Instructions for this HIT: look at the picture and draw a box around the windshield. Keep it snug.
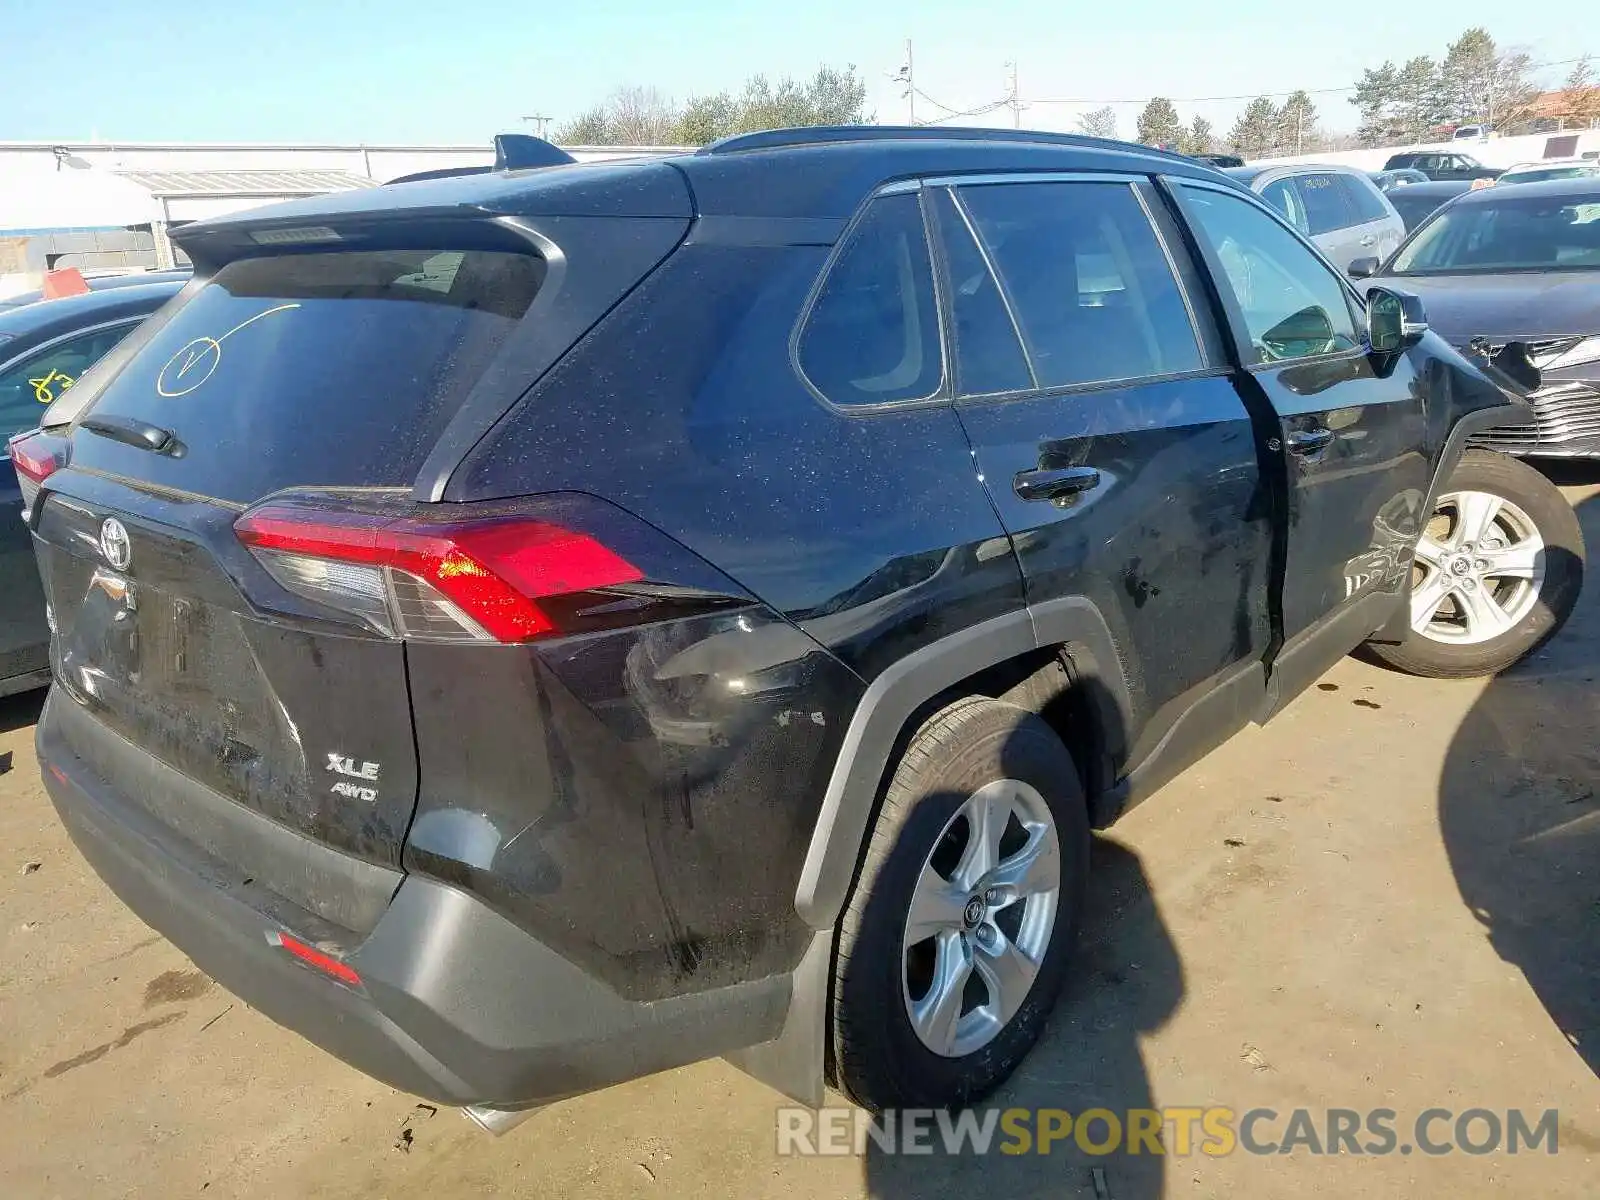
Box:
[1389,196,1600,274]
[1389,190,1458,232]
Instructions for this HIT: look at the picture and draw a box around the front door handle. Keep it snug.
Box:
[1013,465,1101,504]
[1285,427,1336,455]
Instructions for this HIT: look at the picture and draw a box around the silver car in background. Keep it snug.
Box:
[1226,163,1406,272]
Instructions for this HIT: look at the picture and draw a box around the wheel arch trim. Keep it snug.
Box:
[794,597,1130,929]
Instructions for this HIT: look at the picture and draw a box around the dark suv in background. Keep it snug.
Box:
[1383,150,1503,183]
[13,128,1580,1127]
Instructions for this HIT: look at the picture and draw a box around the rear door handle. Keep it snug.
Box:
[1285,427,1335,455]
[1013,465,1101,504]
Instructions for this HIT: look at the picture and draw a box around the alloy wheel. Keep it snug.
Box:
[901,778,1061,1058]
[1411,488,1545,645]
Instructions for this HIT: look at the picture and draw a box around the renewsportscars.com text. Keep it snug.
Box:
[776,1106,1561,1157]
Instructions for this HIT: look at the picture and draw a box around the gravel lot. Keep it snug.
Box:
[1,482,1596,1199]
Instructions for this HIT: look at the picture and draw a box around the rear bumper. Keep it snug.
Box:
[38,694,790,1107]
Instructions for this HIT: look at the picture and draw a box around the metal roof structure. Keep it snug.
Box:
[113,168,378,198]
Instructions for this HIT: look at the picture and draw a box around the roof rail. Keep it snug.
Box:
[698,125,1194,163]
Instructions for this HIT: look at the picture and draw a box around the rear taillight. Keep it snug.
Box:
[234,503,643,643]
[8,431,66,521]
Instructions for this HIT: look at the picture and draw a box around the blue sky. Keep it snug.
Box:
[0,0,1589,143]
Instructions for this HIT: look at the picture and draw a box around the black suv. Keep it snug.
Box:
[1382,151,1503,183]
[13,128,1582,1125]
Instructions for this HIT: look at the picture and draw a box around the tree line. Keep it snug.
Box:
[1351,30,1597,146]
[1122,29,1600,159]
[556,66,868,146]
[1096,90,1323,158]
[556,31,1599,158]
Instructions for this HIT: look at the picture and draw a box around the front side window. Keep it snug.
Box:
[0,323,135,438]
[798,193,942,406]
[1297,172,1354,234]
[1180,185,1360,365]
[958,181,1203,388]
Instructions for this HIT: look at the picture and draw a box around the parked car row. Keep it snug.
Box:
[1352,176,1600,460]
[5,127,1587,1133]
[1,279,185,696]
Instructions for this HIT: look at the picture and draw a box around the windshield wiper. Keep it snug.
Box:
[79,414,179,454]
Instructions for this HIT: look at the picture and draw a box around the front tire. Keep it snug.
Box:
[831,696,1089,1112]
[1366,450,1584,678]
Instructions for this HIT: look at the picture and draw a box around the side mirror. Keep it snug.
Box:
[1347,257,1381,279]
[1367,287,1427,354]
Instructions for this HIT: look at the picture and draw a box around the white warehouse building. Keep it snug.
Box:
[0,139,677,298]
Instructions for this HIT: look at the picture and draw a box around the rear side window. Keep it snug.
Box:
[75,248,543,502]
[798,193,942,406]
[1338,173,1392,223]
[958,181,1203,388]
[929,189,1033,396]
[0,323,136,438]
[1259,178,1309,234]
[1296,173,1354,234]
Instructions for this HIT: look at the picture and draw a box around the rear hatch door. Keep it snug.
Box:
[34,235,558,884]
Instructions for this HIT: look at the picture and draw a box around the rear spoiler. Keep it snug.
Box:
[386,134,575,185]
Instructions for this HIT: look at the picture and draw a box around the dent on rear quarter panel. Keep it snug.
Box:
[427,242,1024,998]
[404,613,862,1001]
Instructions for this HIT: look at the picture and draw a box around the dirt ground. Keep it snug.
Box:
[1,487,1596,1200]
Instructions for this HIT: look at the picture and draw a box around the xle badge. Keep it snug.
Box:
[326,753,380,803]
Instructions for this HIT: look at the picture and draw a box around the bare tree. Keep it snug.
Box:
[1076,106,1118,140]
[560,67,870,147]
[1561,56,1600,129]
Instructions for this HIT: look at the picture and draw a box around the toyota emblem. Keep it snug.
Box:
[100,517,132,571]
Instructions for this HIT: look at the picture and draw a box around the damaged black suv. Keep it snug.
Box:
[13,128,1581,1126]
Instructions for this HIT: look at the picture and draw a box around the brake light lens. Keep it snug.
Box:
[234,504,643,643]
[9,431,66,521]
[269,930,363,988]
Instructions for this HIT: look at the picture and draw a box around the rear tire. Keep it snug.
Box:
[1366,450,1583,678]
[831,696,1089,1112]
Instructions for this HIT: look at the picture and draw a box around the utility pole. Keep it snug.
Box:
[906,40,915,125]
[522,114,552,139]
[1008,61,1021,128]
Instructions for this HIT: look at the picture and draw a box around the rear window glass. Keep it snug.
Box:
[72,247,543,502]
[1297,173,1353,234]
[1338,173,1392,223]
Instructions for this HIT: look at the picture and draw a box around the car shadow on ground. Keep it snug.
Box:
[0,687,45,737]
[1438,486,1599,1076]
[864,834,1182,1200]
